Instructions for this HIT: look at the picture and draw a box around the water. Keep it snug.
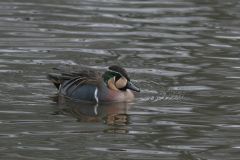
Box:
[1,0,240,159]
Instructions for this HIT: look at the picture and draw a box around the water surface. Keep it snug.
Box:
[1,0,240,159]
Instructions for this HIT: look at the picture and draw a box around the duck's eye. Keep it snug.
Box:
[115,74,122,81]
[115,76,127,89]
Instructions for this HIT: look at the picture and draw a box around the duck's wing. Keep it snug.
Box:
[47,65,103,91]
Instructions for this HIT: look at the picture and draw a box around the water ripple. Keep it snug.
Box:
[89,147,176,155]
[0,0,240,159]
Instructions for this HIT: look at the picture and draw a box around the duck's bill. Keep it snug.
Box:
[126,81,140,92]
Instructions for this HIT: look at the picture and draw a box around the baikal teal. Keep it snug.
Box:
[46,65,140,103]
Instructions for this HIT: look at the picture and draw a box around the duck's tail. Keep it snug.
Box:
[46,65,71,90]
[46,74,60,90]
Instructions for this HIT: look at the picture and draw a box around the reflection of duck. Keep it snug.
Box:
[47,65,140,102]
[52,95,133,126]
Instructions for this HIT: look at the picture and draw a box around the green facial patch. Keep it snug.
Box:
[103,71,121,85]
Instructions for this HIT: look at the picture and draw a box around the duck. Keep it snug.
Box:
[46,65,140,103]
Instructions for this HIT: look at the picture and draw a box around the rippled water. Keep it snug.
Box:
[1,0,240,159]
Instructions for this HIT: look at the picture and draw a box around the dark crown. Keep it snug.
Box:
[108,65,130,81]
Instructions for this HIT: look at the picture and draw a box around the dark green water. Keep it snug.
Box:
[1,0,240,159]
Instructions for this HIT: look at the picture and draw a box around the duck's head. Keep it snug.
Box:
[103,65,140,92]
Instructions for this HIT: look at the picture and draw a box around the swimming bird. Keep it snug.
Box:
[46,65,140,103]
